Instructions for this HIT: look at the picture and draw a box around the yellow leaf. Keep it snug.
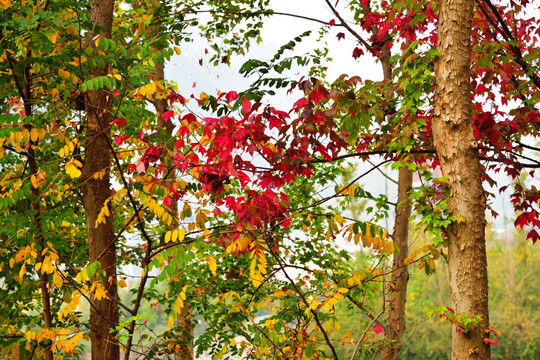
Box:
[178,228,186,242]
[168,316,174,329]
[113,74,122,80]
[200,92,209,105]
[53,272,63,288]
[208,257,217,276]
[50,32,59,44]
[173,295,184,314]
[172,229,178,242]
[353,232,361,245]
[174,47,181,55]
[328,297,338,305]
[31,175,38,189]
[165,230,172,243]
[118,279,127,288]
[30,129,38,142]
[93,283,108,301]
[157,206,164,218]
[68,141,75,153]
[102,204,109,217]
[14,131,22,143]
[19,264,26,278]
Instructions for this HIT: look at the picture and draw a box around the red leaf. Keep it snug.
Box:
[126,164,136,174]
[112,118,127,127]
[163,197,173,207]
[337,32,345,40]
[114,135,129,146]
[373,323,384,334]
[293,97,308,111]
[167,91,186,105]
[329,19,336,26]
[527,228,539,244]
[161,110,174,123]
[113,89,120,97]
[226,91,238,104]
[242,97,251,113]
[352,47,364,59]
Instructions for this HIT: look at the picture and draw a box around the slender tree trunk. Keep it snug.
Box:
[154,63,194,360]
[379,45,413,359]
[381,167,412,360]
[21,66,54,360]
[432,0,490,358]
[29,144,54,360]
[82,1,120,359]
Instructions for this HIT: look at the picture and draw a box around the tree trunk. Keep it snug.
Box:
[82,1,120,359]
[379,44,413,360]
[432,0,490,359]
[154,63,194,360]
[381,167,412,360]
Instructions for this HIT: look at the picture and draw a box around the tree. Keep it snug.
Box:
[432,0,490,358]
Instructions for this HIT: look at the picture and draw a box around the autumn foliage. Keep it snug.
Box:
[0,0,538,359]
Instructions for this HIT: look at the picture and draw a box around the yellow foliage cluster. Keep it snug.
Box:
[65,159,82,179]
[58,138,77,158]
[58,292,80,321]
[404,244,441,271]
[164,228,186,243]
[25,327,84,355]
[135,189,174,226]
[0,127,46,155]
[135,81,165,97]
[347,222,394,254]
[95,198,111,227]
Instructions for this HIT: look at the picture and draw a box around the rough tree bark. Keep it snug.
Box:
[154,63,194,360]
[431,0,490,358]
[81,1,120,359]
